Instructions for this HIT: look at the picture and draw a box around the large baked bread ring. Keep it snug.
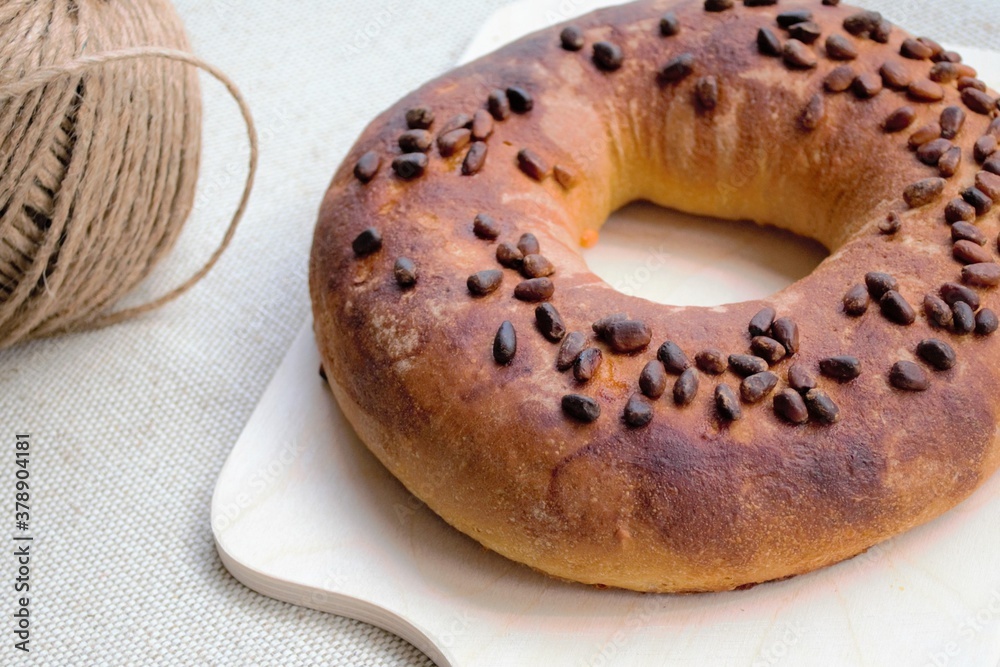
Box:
[310,0,1000,592]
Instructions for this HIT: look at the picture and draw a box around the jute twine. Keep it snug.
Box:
[0,0,257,350]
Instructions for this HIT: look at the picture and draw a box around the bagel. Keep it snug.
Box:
[309,0,1000,592]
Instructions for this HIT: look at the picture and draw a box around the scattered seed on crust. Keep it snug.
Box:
[952,301,976,334]
[783,39,818,69]
[771,317,800,355]
[865,271,898,299]
[352,227,382,256]
[354,151,381,183]
[883,106,917,133]
[901,38,933,60]
[879,212,902,235]
[624,393,654,427]
[940,282,981,310]
[521,254,555,279]
[779,10,814,29]
[843,284,870,316]
[496,242,523,269]
[393,257,418,287]
[592,41,625,71]
[487,89,511,120]
[974,136,997,164]
[437,129,471,158]
[507,87,534,113]
[788,363,817,393]
[494,321,517,364]
[517,148,549,181]
[660,53,696,82]
[660,12,681,37]
[399,129,433,153]
[953,239,992,265]
[800,94,825,131]
[673,368,700,406]
[696,348,727,375]
[889,360,929,391]
[938,147,962,178]
[903,178,946,208]
[952,221,987,246]
[940,106,967,140]
[657,341,692,373]
[946,199,976,224]
[825,34,858,60]
[751,336,787,365]
[468,269,503,296]
[562,394,600,423]
[908,123,942,149]
[574,347,603,382]
[514,277,555,302]
[805,389,840,423]
[880,290,916,325]
[556,331,587,371]
[639,360,668,399]
[696,76,720,111]
[924,294,954,329]
[471,109,494,141]
[715,384,742,421]
[880,61,911,90]
[605,320,653,354]
[962,88,996,115]
[560,25,585,51]
[405,106,435,129]
[976,309,999,335]
[962,263,1000,287]
[749,307,776,336]
[852,72,883,99]
[729,354,769,377]
[825,65,855,92]
[774,388,809,424]
[819,355,862,381]
[916,338,956,370]
[473,213,500,240]
[535,303,567,342]
[908,79,945,102]
[740,371,779,403]
[462,142,488,175]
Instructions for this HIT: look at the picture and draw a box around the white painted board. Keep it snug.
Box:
[213,2,1000,665]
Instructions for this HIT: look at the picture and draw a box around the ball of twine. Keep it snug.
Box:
[0,0,257,350]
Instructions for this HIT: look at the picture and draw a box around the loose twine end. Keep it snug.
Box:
[0,45,258,348]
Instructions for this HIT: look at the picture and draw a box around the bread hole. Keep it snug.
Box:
[582,201,828,307]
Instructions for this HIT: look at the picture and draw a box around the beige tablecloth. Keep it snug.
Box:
[2,1,999,665]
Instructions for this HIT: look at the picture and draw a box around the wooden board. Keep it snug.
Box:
[213,3,1000,665]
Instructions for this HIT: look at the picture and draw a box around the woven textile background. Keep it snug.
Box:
[2,1,998,665]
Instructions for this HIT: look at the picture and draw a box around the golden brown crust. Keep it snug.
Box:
[310,0,1000,592]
